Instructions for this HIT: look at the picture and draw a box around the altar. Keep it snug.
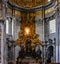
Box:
[15,13,43,64]
[17,58,42,64]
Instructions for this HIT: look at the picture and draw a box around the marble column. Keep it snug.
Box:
[56,17,60,62]
[12,18,20,40]
[56,1,60,62]
[44,19,49,41]
[35,19,44,41]
[8,18,12,35]
[0,21,7,64]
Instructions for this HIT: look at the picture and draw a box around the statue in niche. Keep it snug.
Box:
[18,43,25,58]
[15,45,21,62]
[35,44,42,58]
[32,43,36,58]
[8,47,13,60]
[25,39,32,57]
[48,39,53,44]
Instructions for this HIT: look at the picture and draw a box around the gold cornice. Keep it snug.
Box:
[35,6,55,15]
[7,8,21,16]
[7,6,55,16]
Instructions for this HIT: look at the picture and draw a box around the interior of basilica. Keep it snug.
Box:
[0,0,60,64]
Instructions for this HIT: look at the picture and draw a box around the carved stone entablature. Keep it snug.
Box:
[45,13,55,22]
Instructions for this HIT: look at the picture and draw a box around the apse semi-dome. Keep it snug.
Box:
[7,0,55,12]
[9,0,51,8]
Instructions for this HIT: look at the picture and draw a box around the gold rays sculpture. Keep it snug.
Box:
[15,12,42,47]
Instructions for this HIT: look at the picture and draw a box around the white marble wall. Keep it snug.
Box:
[12,18,20,40]
[49,33,56,40]
[35,20,44,41]
[35,15,44,41]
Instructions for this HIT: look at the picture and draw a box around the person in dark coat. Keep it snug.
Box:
[46,57,51,64]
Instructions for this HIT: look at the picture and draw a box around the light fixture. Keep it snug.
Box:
[24,27,30,35]
[48,0,51,2]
